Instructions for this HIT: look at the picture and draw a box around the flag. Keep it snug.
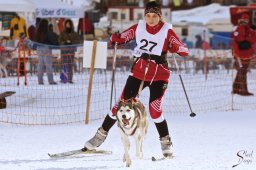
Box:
[60,64,68,83]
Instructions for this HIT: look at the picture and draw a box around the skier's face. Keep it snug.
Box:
[66,22,71,28]
[239,19,249,26]
[145,13,160,27]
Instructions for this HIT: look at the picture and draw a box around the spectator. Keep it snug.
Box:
[0,39,7,78]
[28,23,36,42]
[78,13,94,37]
[232,13,256,96]
[48,24,59,45]
[195,34,203,48]
[59,19,82,84]
[58,18,65,33]
[182,38,193,48]
[35,19,58,85]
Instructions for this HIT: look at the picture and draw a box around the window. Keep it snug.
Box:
[181,28,188,36]
[121,13,126,20]
[110,12,118,20]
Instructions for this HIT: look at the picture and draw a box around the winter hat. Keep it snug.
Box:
[240,13,250,20]
[144,1,162,16]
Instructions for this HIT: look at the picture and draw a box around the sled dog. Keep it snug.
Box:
[116,98,148,167]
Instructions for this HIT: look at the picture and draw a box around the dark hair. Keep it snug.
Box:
[35,18,41,27]
[64,19,74,31]
[36,19,49,43]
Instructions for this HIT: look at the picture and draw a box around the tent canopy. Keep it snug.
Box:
[0,0,34,12]
[172,3,232,25]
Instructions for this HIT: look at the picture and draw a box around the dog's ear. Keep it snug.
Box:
[117,100,124,111]
[126,99,134,109]
[118,100,124,106]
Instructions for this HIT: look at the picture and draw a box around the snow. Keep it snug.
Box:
[1,61,256,169]
[0,109,255,170]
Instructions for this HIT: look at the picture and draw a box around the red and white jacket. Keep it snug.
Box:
[0,46,5,53]
[110,21,189,82]
[232,25,256,60]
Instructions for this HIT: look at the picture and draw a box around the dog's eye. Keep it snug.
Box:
[127,109,130,112]
[120,109,123,112]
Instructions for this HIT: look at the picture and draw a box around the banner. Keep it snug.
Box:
[35,8,84,18]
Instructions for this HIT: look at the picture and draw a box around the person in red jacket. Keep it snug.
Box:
[0,40,7,78]
[83,1,189,158]
[232,13,256,96]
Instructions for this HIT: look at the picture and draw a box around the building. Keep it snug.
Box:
[96,5,171,31]
[96,0,253,12]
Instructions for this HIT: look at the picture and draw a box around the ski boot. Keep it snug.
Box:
[160,135,173,158]
[84,127,108,150]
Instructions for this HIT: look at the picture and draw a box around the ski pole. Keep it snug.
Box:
[110,42,118,110]
[173,54,196,117]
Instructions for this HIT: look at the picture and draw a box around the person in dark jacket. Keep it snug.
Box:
[35,19,58,85]
[195,34,203,48]
[48,24,59,45]
[59,19,82,84]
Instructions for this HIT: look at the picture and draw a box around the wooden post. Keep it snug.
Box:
[85,40,97,124]
[17,40,21,86]
[203,30,208,80]
[23,41,27,86]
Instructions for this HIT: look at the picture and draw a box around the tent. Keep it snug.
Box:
[172,3,231,25]
[0,0,34,12]
[172,3,233,32]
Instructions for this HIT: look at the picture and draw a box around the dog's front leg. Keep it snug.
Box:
[120,131,131,167]
[135,134,143,159]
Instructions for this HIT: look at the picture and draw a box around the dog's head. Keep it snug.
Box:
[116,99,137,128]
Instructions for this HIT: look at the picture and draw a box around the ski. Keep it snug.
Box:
[151,155,174,162]
[48,148,112,158]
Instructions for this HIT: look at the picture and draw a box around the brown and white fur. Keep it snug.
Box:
[116,99,148,167]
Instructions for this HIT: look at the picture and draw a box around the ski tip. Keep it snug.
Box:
[48,153,56,158]
[152,156,156,161]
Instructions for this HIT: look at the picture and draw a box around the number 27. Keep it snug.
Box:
[139,39,157,52]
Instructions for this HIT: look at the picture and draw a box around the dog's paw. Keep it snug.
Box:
[123,154,132,167]
[136,152,143,159]
[126,159,131,167]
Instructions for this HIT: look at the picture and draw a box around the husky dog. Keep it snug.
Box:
[116,99,148,167]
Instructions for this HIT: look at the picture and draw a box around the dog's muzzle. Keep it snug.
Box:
[122,115,131,126]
